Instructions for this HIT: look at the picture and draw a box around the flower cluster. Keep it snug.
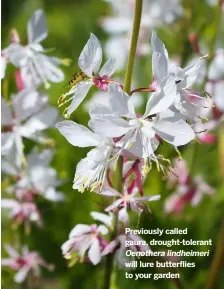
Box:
[164,159,214,214]
[56,31,213,266]
[1,9,66,283]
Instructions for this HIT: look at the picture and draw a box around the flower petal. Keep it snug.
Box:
[135,195,161,201]
[89,116,131,137]
[99,58,116,77]
[67,81,92,115]
[101,239,118,256]
[153,118,195,146]
[151,30,168,59]
[78,33,102,77]
[97,225,109,235]
[105,199,123,212]
[27,9,48,44]
[118,207,129,223]
[108,82,136,117]
[143,76,176,118]
[14,266,30,283]
[12,89,48,122]
[69,224,91,239]
[19,107,58,137]
[1,98,13,125]
[152,52,168,81]
[90,212,112,227]
[88,238,101,265]
[56,120,103,147]
[1,56,6,79]
[4,245,19,258]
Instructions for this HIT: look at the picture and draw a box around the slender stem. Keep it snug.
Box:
[123,0,143,94]
[103,158,123,289]
[205,220,224,289]
[103,1,143,287]
[203,4,223,288]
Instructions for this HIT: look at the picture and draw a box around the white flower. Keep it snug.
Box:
[7,9,64,88]
[61,214,109,265]
[151,30,212,121]
[2,148,64,202]
[59,33,116,116]
[1,199,42,226]
[1,90,58,168]
[89,81,195,169]
[56,120,115,192]
[97,185,160,223]
[2,245,52,283]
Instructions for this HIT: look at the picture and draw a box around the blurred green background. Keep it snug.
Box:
[1,0,224,288]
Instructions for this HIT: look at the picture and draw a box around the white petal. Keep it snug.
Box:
[143,76,176,118]
[1,57,6,79]
[90,212,112,227]
[99,58,116,77]
[152,52,168,81]
[108,82,136,117]
[8,44,28,67]
[1,258,15,266]
[97,225,109,235]
[4,245,19,258]
[35,54,64,83]
[56,120,103,147]
[154,118,195,146]
[27,148,54,169]
[105,199,123,212]
[183,60,200,87]
[101,239,118,256]
[67,82,92,115]
[118,207,129,223]
[69,224,91,239]
[136,195,161,201]
[89,116,131,137]
[151,30,168,59]
[99,188,121,197]
[44,187,64,202]
[1,199,19,209]
[125,131,144,158]
[20,107,58,137]
[12,89,48,122]
[78,33,102,77]
[1,132,15,155]
[88,239,101,265]
[14,266,30,283]
[89,103,114,119]
[1,98,13,125]
[27,9,48,44]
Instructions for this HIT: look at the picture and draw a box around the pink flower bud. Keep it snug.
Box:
[189,33,200,54]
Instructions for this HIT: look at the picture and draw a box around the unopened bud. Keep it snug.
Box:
[10,28,20,44]
[189,33,200,54]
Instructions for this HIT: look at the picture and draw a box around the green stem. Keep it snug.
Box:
[205,220,224,289]
[103,1,143,287]
[123,0,143,94]
[103,158,123,289]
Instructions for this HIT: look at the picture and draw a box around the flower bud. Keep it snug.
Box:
[9,28,20,44]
